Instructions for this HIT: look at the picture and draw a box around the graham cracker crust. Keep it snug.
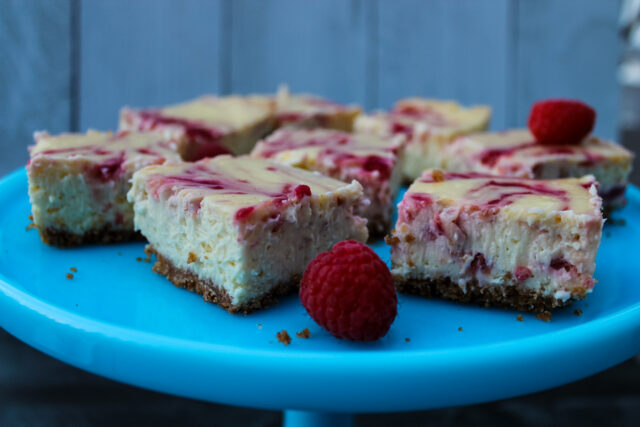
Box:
[39,227,144,248]
[396,277,586,312]
[146,245,300,314]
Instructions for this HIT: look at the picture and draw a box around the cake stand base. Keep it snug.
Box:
[283,410,353,427]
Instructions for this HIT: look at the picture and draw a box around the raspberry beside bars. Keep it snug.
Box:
[444,129,634,211]
[387,170,604,312]
[274,86,361,131]
[119,95,275,160]
[128,156,368,314]
[251,128,404,236]
[355,98,491,180]
[27,130,182,247]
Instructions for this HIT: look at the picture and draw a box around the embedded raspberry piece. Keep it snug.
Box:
[514,266,532,282]
[299,240,397,341]
[294,184,312,199]
[528,99,596,145]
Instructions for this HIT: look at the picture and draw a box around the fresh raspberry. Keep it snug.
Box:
[300,240,397,341]
[528,99,596,145]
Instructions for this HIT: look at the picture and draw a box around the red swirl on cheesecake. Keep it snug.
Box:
[251,128,405,235]
[444,129,633,210]
[388,170,603,312]
[127,155,368,313]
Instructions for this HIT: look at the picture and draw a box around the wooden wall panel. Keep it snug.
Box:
[377,0,512,129]
[0,0,73,175]
[230,0,373,107]
[0,0,626,177]
[515,0,622,139]
[80,0,225,131]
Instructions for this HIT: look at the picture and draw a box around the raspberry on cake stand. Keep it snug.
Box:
[1,166,640,427]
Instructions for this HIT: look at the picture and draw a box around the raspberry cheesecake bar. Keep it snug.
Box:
[274,86,361,131]
[251,128,404,235]
[128,156,368,313]
[27,130,182,247]
[355,98,491,180]
[387,170,604,312]
[444,129,634,210]
[120,95,276,160]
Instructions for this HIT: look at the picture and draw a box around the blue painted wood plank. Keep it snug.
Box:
[230,0,372,108]
[80,0,225,131]
[515,0,622,139]
[0,0,73,176]
[377,0,512,130]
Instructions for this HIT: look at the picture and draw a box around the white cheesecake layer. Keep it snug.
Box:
[390,172,603,303]
[27,130,181,235]
[355,98,491,180]
[444,129,634,208]
[128,156,368,308]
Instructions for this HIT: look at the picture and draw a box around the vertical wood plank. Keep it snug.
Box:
[515,0,622,139]
[80,0,225,131]
[230,0,371,107]
[377,0,512,129]
[0,0,72,175]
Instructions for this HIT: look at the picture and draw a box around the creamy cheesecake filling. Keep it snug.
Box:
[119,95,276,159]
[274,86,361,131]
[27,130,182,239]
[251,129,404,234]
[444,129,634,209]
[389,171,603,309]
[128,156,368,309]
[355,98,491,180]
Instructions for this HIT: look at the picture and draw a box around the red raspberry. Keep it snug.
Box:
[300,240,397,341]
[528,99,596,145]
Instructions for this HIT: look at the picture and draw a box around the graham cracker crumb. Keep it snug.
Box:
[405,337,411,343]
[385,235,400,246]
[187,252,197,264]
[70,267,77,273]
[296,328,310,339]
[276,330,291,346]
[397,277,578,312]
[144,253,152,263]
[269,341,274,344]
[574,308,583,316]
[458,327,463,332]
[405,234,415,243]
[257,324,263,329]
[136,257,142,262]
[26,223,36,231]
[432,169,445,182]
[535,311,552,322]
[66,273,74,280]
[517,314,524,322]
[28,215,33,221]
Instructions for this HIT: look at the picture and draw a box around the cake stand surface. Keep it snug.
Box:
[1,169,639,427]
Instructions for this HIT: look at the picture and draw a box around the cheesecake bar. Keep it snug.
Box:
[27,130,182,247]
[387,170,604,312]
[274,86,361,131]
[444,129,634,210]
[251,128,404,236]
[119,95,276,160]
[128,155,368,313]
[355,98,491,181]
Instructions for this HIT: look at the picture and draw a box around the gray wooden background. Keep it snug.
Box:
[0,0,622,177]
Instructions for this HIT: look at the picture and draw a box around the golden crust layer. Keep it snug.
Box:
[147,245,300,314]
[396,276,587,313]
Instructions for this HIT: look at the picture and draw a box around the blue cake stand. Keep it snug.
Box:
[1,169,639,427]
